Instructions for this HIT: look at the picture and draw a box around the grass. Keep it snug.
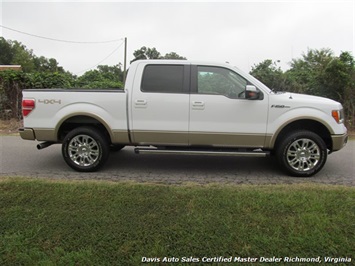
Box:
[0,178,354,265]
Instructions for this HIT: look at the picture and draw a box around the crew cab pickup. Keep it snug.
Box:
[20,60,348,177]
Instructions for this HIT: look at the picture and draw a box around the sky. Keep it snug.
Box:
[0,0,354,75]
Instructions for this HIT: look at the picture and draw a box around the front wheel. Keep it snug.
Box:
[276,131,327,177]
[62,127,109,172]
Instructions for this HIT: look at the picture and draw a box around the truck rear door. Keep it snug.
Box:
[130,62,190,145]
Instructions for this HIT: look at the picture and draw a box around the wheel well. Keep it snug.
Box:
[57,115,111,143]
[274,119,332,151]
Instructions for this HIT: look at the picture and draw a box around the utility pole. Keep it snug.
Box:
[123,37,127,85]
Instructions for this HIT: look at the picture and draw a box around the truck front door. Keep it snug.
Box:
[189,65,269,148]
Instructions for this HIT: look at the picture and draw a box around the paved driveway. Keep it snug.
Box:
[0,136,354,186]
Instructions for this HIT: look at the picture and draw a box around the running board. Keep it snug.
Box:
[134,148,269,157]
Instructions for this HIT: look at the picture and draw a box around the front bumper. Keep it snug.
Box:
[331,133,348,152]
[19,127,35,140]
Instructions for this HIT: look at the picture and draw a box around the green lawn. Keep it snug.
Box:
[0,177,354,265]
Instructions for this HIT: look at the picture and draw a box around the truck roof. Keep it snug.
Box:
[130,59,232,68]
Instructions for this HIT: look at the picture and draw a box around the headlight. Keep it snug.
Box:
[332,109,344,124]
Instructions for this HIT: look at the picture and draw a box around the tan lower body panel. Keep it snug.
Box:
[30,128,270,149]
[189,132,266,148]
[112,130,130,144]
[132,131,188,146]
[33,128,57,141]
[331,133,348,151]
[30,128,131,144]
[133,130,267,148]
[19,128,36,140]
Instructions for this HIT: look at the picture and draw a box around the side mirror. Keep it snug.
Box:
[245,85,261,100]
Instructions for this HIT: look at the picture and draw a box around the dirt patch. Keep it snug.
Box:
[0,119,23,134]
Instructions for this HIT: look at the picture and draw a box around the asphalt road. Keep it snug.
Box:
[0,136,354,186]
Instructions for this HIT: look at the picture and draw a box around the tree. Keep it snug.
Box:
[0,70,26,119]
[286,48,334,94]
[320,51,355,127]
[163,52,186,60]
[9,40,36,72]
[131,46,161,62]
[97,64,124,82]
[131,46,186,62]
[0,37,14,65]
[33,56,65,73]
[145,47,161,60]
[29,72,74,89]
[250,59,286,91]
[76,64,123,89]
[0,37,66,73]
[254,48,355,128]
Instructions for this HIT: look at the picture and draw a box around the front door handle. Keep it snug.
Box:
[134,99,147,108]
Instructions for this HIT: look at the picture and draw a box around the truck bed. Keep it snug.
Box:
[21,88,128,143]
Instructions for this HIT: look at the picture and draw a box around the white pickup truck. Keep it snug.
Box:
[20,60,348,177]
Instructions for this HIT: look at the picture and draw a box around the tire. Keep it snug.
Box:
[276,130,327,177]
[62,127,109,172]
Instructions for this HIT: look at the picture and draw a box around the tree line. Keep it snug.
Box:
[250,48,355,128]
[0,37,354,129]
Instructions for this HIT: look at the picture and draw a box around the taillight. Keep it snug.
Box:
[22,99,35,117]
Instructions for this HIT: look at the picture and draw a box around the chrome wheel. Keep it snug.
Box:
[286,138,321,172]
[277,131,327,177]
[62,127,109,172]
[68,134,100,167]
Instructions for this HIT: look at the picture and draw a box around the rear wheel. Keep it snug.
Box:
[276,130,327,177]
[62,127,109,172]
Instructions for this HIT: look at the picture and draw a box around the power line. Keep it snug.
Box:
[0,25,123,44]
[75,41,125,75]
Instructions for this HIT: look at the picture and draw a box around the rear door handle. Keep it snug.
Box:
[135,99,147,105]
[192,101,205,110]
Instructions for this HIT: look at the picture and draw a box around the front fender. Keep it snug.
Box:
[266,107,335,148]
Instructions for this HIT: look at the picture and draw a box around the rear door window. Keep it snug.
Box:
[141,65,185,93]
